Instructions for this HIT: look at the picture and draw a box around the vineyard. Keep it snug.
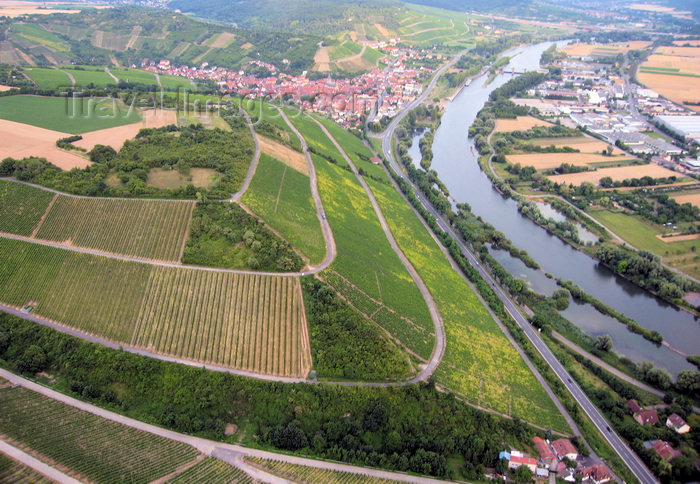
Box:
[0,237,312,378]
[308,152,434,360]
[242,154,326,264]
[0,386,200,483]
[0,452,53,484]
[366,177,570,432]
[165,457,254,483]
[246,457,401,483]
[35,194,195,261]
[0,180,54,236]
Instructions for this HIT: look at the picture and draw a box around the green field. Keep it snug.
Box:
[0,452,53,484]
[159,73,196,91]
[362,46,385,65]
[63,65,117,86]
[286,112,347,167]
[0,385,200,483]
[0,180,55,236]
[11,23,69,51]
[23,67,72,89]
[0,237,311,377]
[246,457,401,483]
[367,177,569,432]
[589,209,700,278]
[110,67,157,85]
[241,99,303,151]
[242,154,326,264]
[328,40,363,60]
[311,114,389,182]
[34,194,194,261]
[0,95,142,134]
[311,153,435,359]
[166,457,254,483]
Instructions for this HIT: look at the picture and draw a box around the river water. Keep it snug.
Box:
[425,42,697,376]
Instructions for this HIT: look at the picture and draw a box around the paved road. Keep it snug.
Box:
[377,57,659,484]
[0,368,452,484]
[308,115,445,383]
[0,440,82,484]
[227,111,261,202]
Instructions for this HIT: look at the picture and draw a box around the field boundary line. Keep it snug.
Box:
[150,454,206,484]
[227,110,261,202]
[0,439,82,484]
[273,165,287,213]
[30,192,58,238]
[177,201,196,262]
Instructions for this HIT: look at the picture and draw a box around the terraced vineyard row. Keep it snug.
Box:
[132,267,311,377]
[0,452,53,484]
[246,458,401,483]
[0,237,312,378]
[166,457,255,483]
[0,386,200,483]
[35,194,195,261]
[0,180,54,236]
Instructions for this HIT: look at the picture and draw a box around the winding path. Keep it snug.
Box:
[0,368,451,484]
[307,114,445,383]
[227,110,262,202]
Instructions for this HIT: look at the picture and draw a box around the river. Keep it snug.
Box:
[423,41,697,376]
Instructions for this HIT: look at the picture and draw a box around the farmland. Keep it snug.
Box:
[0,95,142,134]
[0,237,311,377]
[0,385,200,483]
[22,67,72,89]
[286,112,348,167]
[506,152,635,170]
[637,45,700,108]
[242,154,326,264]
[561,41,651,58]
[0,452,52,484]
[310,152,435,359]
[548,164,682,186]
[494,116,552,132]
[257,135,308,174]
[366,177,569,432]
[166,458,254,483]
[34,194,195,261]
[588,208,700,278]
[672,190,700,208]
[246,457,400,483]
[527,136,621,154]
[0,180,54,236]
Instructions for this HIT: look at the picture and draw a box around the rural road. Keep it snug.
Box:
[0,368,453,484]
[377,58,659,484]
[308,114,445,383]
[0,440,81,484]
[227,110,261,202]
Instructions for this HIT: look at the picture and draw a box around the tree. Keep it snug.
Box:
[514,464,533,483]
[675,370,700,395]
[595,334,613,352]
[88,144,117,163]
[18,344,46,374]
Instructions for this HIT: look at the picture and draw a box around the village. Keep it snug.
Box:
[496,406,690,483]
[143,40,432,129]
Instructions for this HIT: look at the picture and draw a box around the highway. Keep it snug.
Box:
[377,57,659,484]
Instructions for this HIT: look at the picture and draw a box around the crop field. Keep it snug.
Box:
[63,65,117,86]
[242,154,325,264]
[561,41,651,58]
[257,135,308,174]
[548,164,681,186]
[367,177,569,432]
[494,116,552,132]
[159,73,196,91]
[310,153,434,359]
[0,95,142,134]
[0,180,54,236]
[23,67,72,89]
[527,136,619,154]
[506,152,635,170]
[34,194,195,261]
[166,458,254,483]
[638,46,700,108]
[0,451,53,483]
[0,386,200,483]
[588,208,700,278]
[328,40,363,60]
[240,99,303,151]
[311,114,389,182]
[0,237,312,377]
[672,191,700,208]
[246,457,400,483]
[146,167,220,190]
[110,67,157,85]
[286,112,348,167]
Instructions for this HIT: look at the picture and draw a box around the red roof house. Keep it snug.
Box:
[634,409,659,426]
[666,413,690,434]
[579,463,612,484]
[626,399,642,414]
[652,440,681,461]
[533,436,554,463]
[508,455,537,472]
[552,439,578,461]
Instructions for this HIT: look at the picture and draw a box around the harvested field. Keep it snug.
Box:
[0,119,90,170]
[638,46,700,107]
[657,233,700,243]
[673,192,700,208]
[240,42,254,50]
[209,32,236,48]
[258,135,308,175]
[674,40,700,47]
[548,164,680,186]
[0,237,312,378]
[0,1,96,17]
[562,41,651,57]
[637,72,699,107]
[0,84,13,91]
[656,46,700,58]
[146,167,220,190]
[313,46,330,72]
[528,136,620,154]
[506,152,634,170]
[374,23,392,38]
[73,109,178,151]
[494,116,552,132]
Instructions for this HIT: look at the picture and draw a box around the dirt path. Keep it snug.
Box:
[227,111,261,202]
[104,67,119,83]
[308,115,445,383]
[334,44,367,64]
[30,193,57,238]
[55,67,74,87]
[0,440,81,484]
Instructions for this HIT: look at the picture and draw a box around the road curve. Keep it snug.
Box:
[227,110,261,202]
[0,368,452,484]
[378,58,659,484]
[307,114,445,383]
